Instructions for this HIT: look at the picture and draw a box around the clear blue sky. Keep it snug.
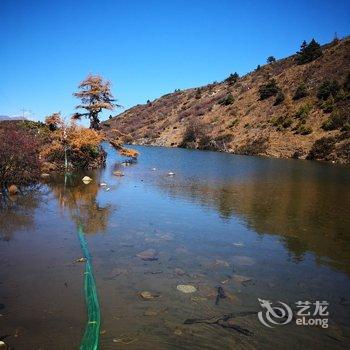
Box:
[1,0,349,123]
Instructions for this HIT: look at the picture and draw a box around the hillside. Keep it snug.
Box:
[102,37,350,163]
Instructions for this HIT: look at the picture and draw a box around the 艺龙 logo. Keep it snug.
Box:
[258,298,329,328]
[258,298,293,328]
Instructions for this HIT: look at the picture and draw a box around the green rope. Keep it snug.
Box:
[77,223,101,350]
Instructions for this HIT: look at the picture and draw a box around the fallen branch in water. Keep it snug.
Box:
[108,139,139,159]
[183,311,257,336]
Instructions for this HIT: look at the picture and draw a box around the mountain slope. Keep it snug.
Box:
[102,37,350,163]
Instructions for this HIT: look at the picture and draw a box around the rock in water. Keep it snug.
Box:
[174,328,183,336]
[232,255,255,266]
[136,249,158,261]
[113,336,138,345]
[143,308,159,316]
[0,341,9,350]
[213,259,230,267]
[177,284,197,293]
[174,268,186,276]
[232,274,252,284]
[8,184,19,195]
[113,171,124,177]
[139,291,161,300]
[82,176,92,184]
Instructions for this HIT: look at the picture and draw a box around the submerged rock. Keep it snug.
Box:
[174,268,187,276]
[143,308,159,316]
[139,291,161,300]
[177,284,197,293]
[232,255,255,266]
[113,335,138,344]
[108,268,128,278]
[232,274,252,284]
[0,341,9,350]
[174,328,183,336]
[212,259,230,268]
[191,296,207,302]
[144,270,163,275]
[8,184,19,195]
[113,171,124,177]
[136,249,158,261]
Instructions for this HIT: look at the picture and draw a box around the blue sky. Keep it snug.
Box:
[1,0,349,123]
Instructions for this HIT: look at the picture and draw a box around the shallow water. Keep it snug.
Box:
[1,144,350,349]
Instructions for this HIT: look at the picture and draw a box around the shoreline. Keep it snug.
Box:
[126,141,350,166]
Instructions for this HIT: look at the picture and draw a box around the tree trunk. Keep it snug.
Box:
[90,113,101,130]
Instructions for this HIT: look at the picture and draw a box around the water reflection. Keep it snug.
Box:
[0,190,41,240]
[48,174,112,234]
[128,147,350,275]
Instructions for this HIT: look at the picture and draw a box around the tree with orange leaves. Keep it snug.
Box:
[72,74,120,130]
[45,112,62,131]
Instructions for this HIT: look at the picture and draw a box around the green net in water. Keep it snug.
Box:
[77,223,101,350]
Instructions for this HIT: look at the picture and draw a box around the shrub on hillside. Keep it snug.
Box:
[296,39,322,65]
[322,109,350,131]
[272,116,293,129]
[179,122,214,150]
[307,132,350,162]
[344,72,350,91]
[294,104,312,121]
[307,136,336,160]
[317,80,340,100]
[195,88,202,99]
[267,56,276,63]
[180,123,197,145]
[0,125,41,190]
[293,84,308,100]
[320,97,335,113]
[218,93,234,106]
[294,123,313,135]
[258,79,279,100]
[225,72,239,85]
[237,137,269,155]
[228,118,239,128]
[274,91,285,105]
